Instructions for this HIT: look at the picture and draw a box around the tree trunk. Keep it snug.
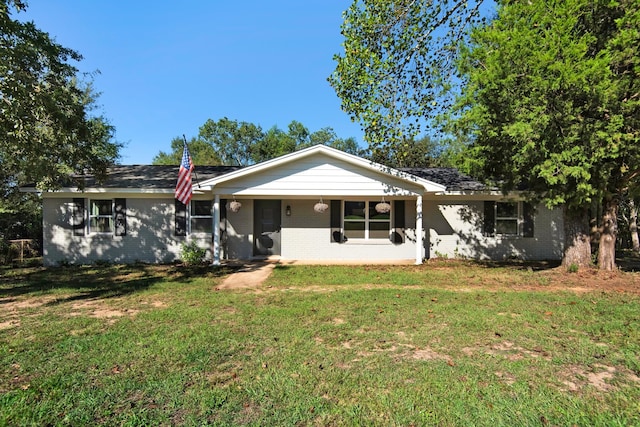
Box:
[598,197,618,271]
[629,199,640,253]
[562,206,592,270]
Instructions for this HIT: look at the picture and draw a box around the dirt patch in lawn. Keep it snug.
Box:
[0,294,166,327]
[0,295,58,329]
[512,268,640,294]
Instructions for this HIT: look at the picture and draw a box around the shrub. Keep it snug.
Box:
[181,241,206,265]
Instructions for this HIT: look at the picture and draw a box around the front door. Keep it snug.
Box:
[253,200,281,256]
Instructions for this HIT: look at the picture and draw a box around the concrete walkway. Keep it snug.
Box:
[216,261,277,290]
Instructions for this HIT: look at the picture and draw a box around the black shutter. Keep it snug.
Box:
[114,198,126,236]
[220,199,227,221]
[219,198,227,242]
[392,200,405,244]
[523,202,535,237]
[175,199,187,236]
[484,201,495,237]
[330,200,343,243]
[72,198,85,236]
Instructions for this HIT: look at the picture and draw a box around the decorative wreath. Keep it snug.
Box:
[314,197,329,213]
[229,200,242,213]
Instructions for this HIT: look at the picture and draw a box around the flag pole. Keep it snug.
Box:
[183,134,201,188]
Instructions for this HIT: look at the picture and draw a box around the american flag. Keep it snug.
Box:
[175,144,194,205]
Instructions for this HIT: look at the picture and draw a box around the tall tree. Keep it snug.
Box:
[0,0,120,191]
[329,0,485,152]
[154,119,363,165]
[252,125,297,163]
[198,117,263,166]
[152,136,221,166]
[451,0,640,270]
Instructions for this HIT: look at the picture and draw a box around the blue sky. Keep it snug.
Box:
[19,1,364,165]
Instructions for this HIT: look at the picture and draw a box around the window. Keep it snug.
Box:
[343,201,390,240]
[484,201,534,237]
[190,200,212,233]
[89,199,113,233]
[496,202,518,235]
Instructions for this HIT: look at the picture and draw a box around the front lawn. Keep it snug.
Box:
[1,263,639,426]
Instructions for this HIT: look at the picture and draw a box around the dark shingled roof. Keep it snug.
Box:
[72,165,243,189]
[30,164,485,192]
[399,167,486,191]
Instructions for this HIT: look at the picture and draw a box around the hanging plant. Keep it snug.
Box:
[229,199,242,213]
[375,197,391,214]
[314,197,329,213]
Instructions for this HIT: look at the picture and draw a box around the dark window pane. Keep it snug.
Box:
[369,221,390,239]
[91,200,112,216]
[496,219,518,235]
[344,221,365,239]
[191,218,212,233]
[496,202,517,218]
[192,200,212,216]
[90,217,113,233]
[344,201,366,219]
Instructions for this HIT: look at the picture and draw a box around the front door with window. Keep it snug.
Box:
[253,200,281,256]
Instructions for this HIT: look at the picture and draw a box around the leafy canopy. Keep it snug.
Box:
[0,0,120,191]
[329,0,485,153]
[153,118,362,166]
[452,0,640,210]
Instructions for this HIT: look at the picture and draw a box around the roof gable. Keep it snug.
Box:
[200,145,446,195]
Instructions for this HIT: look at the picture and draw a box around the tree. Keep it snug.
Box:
[0,1,120,192]
[198,117,263,166]
[153,118,364,166]
[368,135,447,168]
[152,136,221,166]
[451,0,640,270]
[329,0,485,152]
[1,1,120,259]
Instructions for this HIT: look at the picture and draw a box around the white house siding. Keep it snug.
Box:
[43,196,188,265]
[425,201,564,260]
[213,154,426,197]
[277,199,418,262]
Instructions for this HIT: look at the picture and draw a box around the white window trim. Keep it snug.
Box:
[189,200,213,235]
[342,200,392,241]
[88,199,114,235]
[495,201,521,237]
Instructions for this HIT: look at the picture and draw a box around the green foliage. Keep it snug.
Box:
[152,136,221,165]
[450,0,640,268]
[329,0,485,152]
[0,1,121,191]
[0,191,42,264]
[452,0,639,212]
[152,118,363,166]
[180,240,206,265]
[368,135,450,167]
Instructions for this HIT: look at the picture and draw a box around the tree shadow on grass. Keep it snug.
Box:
[0,263,239,303]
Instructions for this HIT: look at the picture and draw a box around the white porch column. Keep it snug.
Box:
[415,195,423,265]
[212,194,221,266]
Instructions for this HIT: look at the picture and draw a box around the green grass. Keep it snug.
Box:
[1,263,639,426]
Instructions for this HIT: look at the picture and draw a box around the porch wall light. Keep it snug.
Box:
[286,205,291,216]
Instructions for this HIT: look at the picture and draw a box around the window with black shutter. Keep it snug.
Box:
[484,201,534,237]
